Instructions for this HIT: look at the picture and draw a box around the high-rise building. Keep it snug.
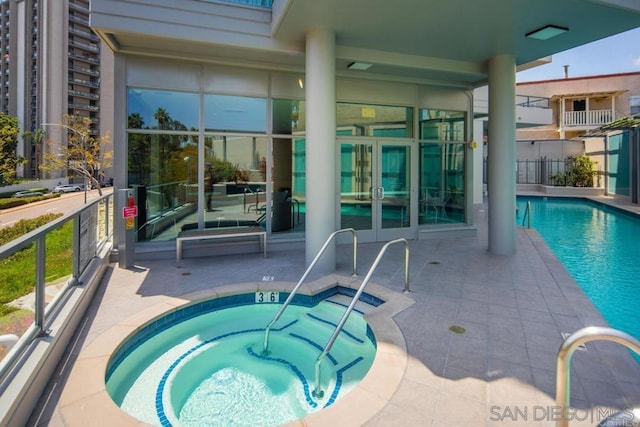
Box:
[0,0,109,179]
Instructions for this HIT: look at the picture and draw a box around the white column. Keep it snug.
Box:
[472,118,485,204]
[305,28,336,271]
[487,55,516,255]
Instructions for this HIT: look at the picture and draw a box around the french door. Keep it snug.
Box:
[338,139,413,242]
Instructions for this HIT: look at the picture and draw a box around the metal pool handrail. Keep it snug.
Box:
[312,238,410,398]
[522,200,531,228]
[262,228,358,355]
[555,326,640,427]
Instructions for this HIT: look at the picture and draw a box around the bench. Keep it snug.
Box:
[176,226,266,267]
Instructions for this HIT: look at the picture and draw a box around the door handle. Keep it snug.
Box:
[378,187,385,200]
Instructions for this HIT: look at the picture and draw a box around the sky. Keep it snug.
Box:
[516,27,640,82]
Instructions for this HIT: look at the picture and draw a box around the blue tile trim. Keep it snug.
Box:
[288,333,338,365]
[107,287,384,382]
[336,286,385,307]
[325,298,365,315]
[306,313,364,344]
[246,347,318,408]
[154,320,298,425]
[323,356,364,408]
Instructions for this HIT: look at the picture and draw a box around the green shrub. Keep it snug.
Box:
[550,156,597,187]
[570,155,598,187]
[0,193,59,210]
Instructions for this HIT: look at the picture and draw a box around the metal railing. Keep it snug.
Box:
[312,238,410,398]
[516,95,550,109]
[555,326,640,427]
[0,193,113,381]
[521,200,531,229]
[262,228,358,355]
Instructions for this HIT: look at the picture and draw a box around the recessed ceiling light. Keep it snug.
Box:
[526,25,569,40]
[347,62,373,71]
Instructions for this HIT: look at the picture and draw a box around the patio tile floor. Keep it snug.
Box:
[29,200,640,426]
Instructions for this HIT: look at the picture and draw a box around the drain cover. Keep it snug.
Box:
[181,272,191,276]
[449,325,466,334]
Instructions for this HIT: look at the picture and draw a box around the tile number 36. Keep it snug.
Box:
[255,291,279,303]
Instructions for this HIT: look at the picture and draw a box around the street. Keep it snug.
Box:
[0,187,113,229]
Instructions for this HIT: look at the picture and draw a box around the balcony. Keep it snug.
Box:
[563,109,614,127]
[474,86,552,128]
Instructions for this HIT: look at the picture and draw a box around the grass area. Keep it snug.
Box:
[0,214,72,317]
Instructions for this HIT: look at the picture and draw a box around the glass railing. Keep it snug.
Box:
[0,193,113,376]
[516,95,550,109]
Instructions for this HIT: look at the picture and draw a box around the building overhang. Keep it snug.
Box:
[90,0,640,87]
[550,90,628,101]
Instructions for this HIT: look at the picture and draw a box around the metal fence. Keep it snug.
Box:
[515,158,572,185]
[483,158,599,186]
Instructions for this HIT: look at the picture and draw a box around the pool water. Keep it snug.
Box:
[517,197,640,352]
[106,296,377,426]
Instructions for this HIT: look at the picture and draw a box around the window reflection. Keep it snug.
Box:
[419,142,465,225]
[418,109,466,225]
[127,88,199,130]
[337,103,413,137]
[127,133,198,241]
[419,109,466,141]
[273,99,305,134]
[204,94,267,133]
[201,135,267,228]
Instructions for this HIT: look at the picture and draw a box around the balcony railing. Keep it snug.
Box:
[564,109,613,127]
[516,95,550,109]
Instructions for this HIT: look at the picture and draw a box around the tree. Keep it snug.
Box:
[39,115,112,196]
[0,112,24,185]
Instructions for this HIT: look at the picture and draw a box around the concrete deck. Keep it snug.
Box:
[29,200,640,426]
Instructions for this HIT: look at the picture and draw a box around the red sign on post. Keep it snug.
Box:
[122,206,138,218]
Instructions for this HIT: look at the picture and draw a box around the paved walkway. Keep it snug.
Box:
[29,202,640,426]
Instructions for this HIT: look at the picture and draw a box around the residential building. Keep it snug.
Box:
[88,0,640,267]
[513,72,640,196]
[517,71,640,141]
[0,0,112,179]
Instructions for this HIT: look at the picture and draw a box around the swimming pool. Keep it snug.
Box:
[517,197,640,349]
[105,288,380,426]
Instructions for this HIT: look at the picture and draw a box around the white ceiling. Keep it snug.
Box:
[94,0,640,87]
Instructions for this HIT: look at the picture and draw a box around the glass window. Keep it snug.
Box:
[204,94,267,133]
[201,135,267,227]
[127,88,199,130]
[419,109,466,141]
[271,137,305,234]
[127,133,198,241]
[273,99,305,134]
[337,103,413,137]
[419,142,465,225]
[630,96,640,116]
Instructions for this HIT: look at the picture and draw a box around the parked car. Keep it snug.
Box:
[52,184,83,193]
[12,190,45,198]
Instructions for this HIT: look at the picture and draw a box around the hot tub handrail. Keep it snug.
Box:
[555,326,640,427]
[312,238,410,398]
[262,228,358,354]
